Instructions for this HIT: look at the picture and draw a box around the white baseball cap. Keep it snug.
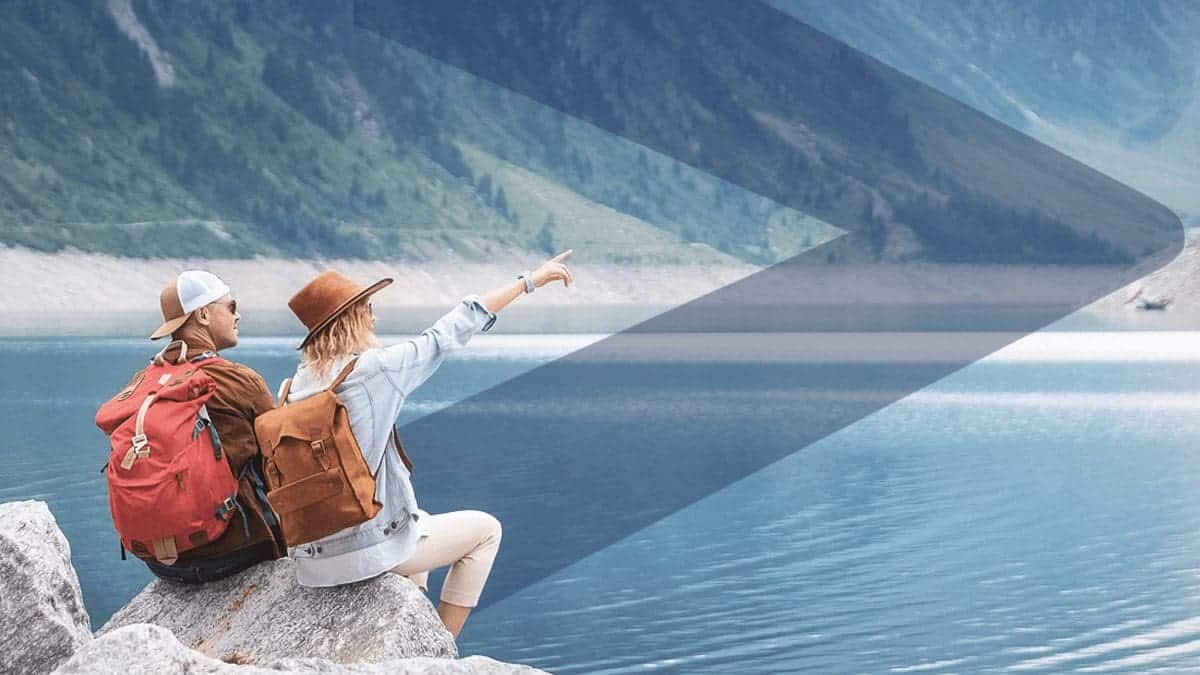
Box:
[150,270,232,340]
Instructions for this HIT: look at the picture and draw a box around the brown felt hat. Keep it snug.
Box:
[289,270,391,349]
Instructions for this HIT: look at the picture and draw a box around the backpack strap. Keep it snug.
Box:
[391,427,414,474]
[153,340,189,366]
[150,535,178,565]
[276,378,293,406]
[196,405,222,460]
[327,357,360,391]
[120,393,158,470]
[277,357,356,404]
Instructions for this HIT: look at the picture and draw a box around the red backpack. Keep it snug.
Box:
[94,342,240,564]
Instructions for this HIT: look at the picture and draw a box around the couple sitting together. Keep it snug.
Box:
[95,252,573,637]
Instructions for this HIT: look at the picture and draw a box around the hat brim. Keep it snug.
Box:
[150,312,192,340]
[297,278,392,350]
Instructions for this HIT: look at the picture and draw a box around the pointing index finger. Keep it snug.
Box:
[551,249,574,263]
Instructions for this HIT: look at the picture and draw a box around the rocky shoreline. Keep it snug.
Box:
[1078,228,1200,328]
[0,500,544,675]
[0,245,760,337]
[8,243,1200,338]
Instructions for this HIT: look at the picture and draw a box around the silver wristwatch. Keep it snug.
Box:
[518,271,535,294]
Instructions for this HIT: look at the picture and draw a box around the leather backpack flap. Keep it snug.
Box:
[255,393,335,464]
[252,408,284,458]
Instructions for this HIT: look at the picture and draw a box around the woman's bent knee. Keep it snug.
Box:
[466,510,502,546]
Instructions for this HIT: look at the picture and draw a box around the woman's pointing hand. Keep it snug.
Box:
[533,249,574,288]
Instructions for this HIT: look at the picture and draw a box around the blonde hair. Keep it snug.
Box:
[302,300,379,379]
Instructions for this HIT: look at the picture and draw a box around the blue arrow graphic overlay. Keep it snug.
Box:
[353,0,1183,609]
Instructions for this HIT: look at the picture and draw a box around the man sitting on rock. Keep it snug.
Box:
[136,270,283,581]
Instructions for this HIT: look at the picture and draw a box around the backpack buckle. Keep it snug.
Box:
[120,434,151,470]
[310,440,331,470]
[215,496,239,521]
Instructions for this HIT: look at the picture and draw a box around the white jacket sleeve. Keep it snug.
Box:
[376,295,496,396]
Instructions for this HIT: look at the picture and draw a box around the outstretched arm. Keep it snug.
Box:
[481,250,574,314]
[377,250,575,397]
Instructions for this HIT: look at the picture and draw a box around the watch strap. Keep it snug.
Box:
[518,271,535,294]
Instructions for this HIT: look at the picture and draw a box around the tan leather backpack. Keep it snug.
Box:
[253,358,381,547]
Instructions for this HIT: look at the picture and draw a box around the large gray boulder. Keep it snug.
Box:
[100,558,458,664]
[0,500,92,674]
[57,624,546,674]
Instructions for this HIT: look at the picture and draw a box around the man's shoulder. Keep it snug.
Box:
[197,356,279,416]
[199,357,262,377]
[198,358,271,391]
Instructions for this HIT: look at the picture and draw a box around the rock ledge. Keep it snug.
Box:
[101,558,457,664]
[0,500,544,674]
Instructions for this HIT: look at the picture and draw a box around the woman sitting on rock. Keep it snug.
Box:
[281,251,573,637]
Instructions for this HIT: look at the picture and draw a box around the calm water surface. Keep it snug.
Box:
[3,332,1200,673]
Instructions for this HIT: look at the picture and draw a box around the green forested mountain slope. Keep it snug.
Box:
[1,0,1174,266]
[0,0,834,263]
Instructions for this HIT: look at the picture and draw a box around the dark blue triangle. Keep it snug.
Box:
[354,0,1182,608]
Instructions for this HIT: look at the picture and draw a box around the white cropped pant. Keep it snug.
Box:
[390,510,502,608]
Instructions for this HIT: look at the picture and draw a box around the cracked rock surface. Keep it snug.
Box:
[99,558,458,664]
[58,624,546,674]
[0,500,92,674]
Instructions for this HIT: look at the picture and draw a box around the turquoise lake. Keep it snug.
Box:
[3,331,1200,673]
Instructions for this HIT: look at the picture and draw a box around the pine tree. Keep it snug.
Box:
[536,216,555,254]
[494,186,509,218]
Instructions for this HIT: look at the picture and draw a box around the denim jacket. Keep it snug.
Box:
[283,295,496,587]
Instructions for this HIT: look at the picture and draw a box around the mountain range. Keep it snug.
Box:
[0,0,1182,264]
[774,0,1200,222]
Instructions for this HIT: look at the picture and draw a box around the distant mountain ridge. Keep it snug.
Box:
[0,0,1181,264]
[359,0,1178,265]
[0,0,832,263]
[772,0,1200,218]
